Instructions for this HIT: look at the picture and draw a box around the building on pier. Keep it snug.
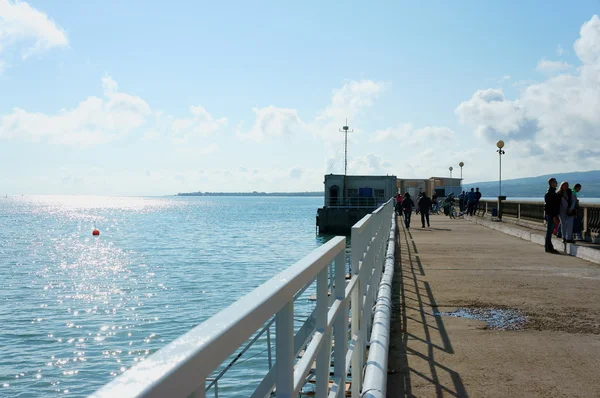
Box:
[317,174,397,235]
[317,174,463,235]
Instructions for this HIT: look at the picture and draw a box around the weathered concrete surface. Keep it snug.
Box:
[466,215,600,265]
[387,215,600,397]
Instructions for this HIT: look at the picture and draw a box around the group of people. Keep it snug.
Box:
[457,188,482,216]
[544,178,583,253]
[395,192,430,229]
[394,191,433,229]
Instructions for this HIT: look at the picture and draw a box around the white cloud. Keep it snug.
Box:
[0,0,68,61]
[312,80,387,143]
[498,75,511,84]
[236,80,386,144]
[0,75,226,151]
[237,105,303,141]
[455,88,539,141]
[316,80,386,122]
[349,153,394,175]
[175,143,218,156]
[0,75,151,145]
[373,124,456,145]
[536,59,572,73]
[556,44,565,56]
[143,130,160,141]
[456,14,600,164]
[289,167,304,179]
[574,15,600,65]
[172,105,227,143]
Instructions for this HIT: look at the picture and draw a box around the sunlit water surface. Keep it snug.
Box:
[0,195,330,397]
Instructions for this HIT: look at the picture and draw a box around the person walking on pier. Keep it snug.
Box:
[402,192,414,229]
[558,181,576,243]
[415,192,423,215]
[395,193,403,216]
[417,192,432,228]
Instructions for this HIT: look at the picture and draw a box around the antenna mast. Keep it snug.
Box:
[339,119,353,201]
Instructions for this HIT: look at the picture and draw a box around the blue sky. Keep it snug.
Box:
[1,0,600,195]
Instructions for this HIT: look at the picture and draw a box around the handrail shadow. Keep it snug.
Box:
[387,219,468,397]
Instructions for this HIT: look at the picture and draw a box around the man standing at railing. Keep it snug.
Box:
[475,187,482,214]
[467,188,476,216]
[544,178,561,254]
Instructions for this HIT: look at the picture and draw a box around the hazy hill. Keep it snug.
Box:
[177,191,323,197]
[464,170,600,198]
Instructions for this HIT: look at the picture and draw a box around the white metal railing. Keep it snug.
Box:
[91,198,394,398]
[361,216,396,398]
[326,197,389,209]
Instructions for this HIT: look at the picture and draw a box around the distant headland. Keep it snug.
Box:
[176,191,323,197]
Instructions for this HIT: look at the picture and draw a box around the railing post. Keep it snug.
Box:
[266,326,272,369]
[485,201,488,216]
[334,250,348,396]
[276,301,294,398]
[518,203,521,220]
[351,228,363,398]
[315,267,330,397]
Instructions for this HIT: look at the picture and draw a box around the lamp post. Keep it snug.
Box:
[459,162,464,180]
[496,140,506,220]
[496,140,505,197]
[449,166,453,178]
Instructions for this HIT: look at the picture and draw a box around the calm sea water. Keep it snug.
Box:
[0,195,330,397]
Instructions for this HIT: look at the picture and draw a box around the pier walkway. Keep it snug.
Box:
[387,215,600,397]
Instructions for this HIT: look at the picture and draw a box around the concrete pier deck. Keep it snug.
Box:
[387,215,600,397]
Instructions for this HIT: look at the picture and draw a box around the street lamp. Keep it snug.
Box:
[459,162,464,180]
[496,140,506,220]
[449,166,453,178]
[496,140,505,197]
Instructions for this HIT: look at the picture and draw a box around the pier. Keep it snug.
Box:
[91,198,600,397]
[388,216,600,397]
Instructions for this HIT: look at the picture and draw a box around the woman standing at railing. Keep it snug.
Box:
[558,181,576,243]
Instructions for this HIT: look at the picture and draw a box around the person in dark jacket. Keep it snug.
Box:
[466,188,477,216]
[395,193,403,216]
[458,191,466,212]
[474,187,482,214]
[544,178,560,253]
[401,193,414,229]
[417,193,432,228]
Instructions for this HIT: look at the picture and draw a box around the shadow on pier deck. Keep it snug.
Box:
[387,221,467,397]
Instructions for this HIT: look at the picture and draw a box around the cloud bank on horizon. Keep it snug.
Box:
[1,1,600,195]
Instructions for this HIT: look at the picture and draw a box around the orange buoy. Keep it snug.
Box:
[92,229,100,236]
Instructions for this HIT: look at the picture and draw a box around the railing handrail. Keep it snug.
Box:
[326,196,392,208]
[478,198,600,207]
[91,236,346,398]
[92,198,397,398]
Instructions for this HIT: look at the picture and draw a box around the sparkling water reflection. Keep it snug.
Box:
[0,195,329,397]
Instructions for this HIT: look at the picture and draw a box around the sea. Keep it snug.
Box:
[0,195,331,397]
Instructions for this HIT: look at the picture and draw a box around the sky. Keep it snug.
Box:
[1,0,600,195]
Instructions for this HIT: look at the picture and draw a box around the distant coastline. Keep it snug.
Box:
[176,191,323,197]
